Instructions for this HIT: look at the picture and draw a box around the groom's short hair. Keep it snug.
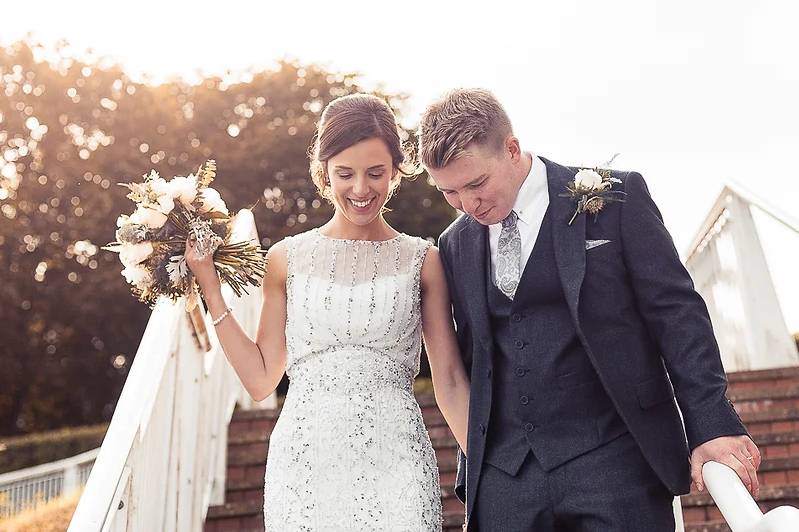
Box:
[418,88,513,169]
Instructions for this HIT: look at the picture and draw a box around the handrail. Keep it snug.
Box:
[0,448,99,518]
[68,209,267,532]
[703,460,799,531]
[685,182,799,262]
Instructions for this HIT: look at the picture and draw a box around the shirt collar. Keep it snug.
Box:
[512,153,547,226]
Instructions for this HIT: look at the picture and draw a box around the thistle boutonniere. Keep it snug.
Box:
[560,168,626,225]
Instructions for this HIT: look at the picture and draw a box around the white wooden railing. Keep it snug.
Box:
[68,209,269,532]
[702,461,799,531]
[685,183,799,371]
[0,447,98,518]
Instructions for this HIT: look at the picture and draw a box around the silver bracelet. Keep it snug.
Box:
[212,307,233,326]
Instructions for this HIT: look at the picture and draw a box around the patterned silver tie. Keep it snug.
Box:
[495,210,521,299]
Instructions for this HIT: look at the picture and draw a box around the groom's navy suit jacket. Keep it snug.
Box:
[437,157,747,522]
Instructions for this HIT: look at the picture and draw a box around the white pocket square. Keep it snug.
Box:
[585,239,612,250]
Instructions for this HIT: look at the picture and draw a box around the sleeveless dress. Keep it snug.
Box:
[263,228,443,531]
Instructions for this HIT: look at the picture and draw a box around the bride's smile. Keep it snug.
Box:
[327,136,395,231]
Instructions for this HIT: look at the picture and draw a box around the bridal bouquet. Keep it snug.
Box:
[103,160,266,310]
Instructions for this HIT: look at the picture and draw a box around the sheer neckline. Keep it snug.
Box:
[313,227,404,244]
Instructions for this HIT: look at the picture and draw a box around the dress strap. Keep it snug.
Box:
[410,237,433,300]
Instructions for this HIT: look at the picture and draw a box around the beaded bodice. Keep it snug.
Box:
[284,228,432,391]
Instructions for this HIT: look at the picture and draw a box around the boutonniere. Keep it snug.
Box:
[560,168,626,225]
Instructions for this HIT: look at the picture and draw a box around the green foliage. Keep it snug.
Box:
[0,40,456,437]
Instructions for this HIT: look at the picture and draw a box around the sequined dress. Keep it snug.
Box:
[263,228,442,531]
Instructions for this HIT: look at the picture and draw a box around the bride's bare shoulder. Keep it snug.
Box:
[263,240,288,288]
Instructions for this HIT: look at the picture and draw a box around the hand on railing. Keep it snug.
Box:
[702,461,799,532]
[691,435,761,496]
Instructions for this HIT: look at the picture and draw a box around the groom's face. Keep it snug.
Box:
[427,140,520,226]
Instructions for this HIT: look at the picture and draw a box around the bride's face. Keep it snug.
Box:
[326,137,395,226]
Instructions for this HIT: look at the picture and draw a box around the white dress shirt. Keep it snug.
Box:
[489,153,550,280]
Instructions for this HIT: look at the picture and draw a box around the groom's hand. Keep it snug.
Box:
[690,435,761,497]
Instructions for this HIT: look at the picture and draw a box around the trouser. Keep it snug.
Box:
[473,432,675,531]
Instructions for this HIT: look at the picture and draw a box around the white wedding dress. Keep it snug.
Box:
[263,228,443,531]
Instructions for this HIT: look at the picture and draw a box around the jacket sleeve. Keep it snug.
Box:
[438,231,471,504]
[619,171,747,449]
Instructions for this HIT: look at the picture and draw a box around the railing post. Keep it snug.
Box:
[63,463,79,496]
[673,496,685,532]
[175,315,204,532]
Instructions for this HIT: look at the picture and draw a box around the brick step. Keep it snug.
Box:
[228,408,279,434]
[205,504,465,531]
[229,391,799,433]
[680,457,799,490]
[681,484,799,523]
[726,367,799,391]
[204,501,267,531]
[225,424,799,473]
[227,430,799,485]
[225,445,460,495]
[755,431,799,459]
[229,393,442,417]
[739,407,799,435]
[729,384,799,413]
[225,435,458,465]
[684,521,730,532]
[221,458,462,499]
[227,398,447,433]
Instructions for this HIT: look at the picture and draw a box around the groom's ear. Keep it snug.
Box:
[505,135,522,160]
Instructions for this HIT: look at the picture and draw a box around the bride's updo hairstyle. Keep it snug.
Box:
[309,93,417,203]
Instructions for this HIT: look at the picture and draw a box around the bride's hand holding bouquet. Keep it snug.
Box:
[104,160,266,312]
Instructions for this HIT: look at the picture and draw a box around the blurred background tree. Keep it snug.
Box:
[0,39,456,438]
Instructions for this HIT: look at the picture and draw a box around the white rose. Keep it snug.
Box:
[121,263,152,289]
[146,177,174,214]
[130,205,168,229]
[168,175,198,206]
[574,169,603,190]
[149,176,170,196]
[116,214,130,228]
[198,187,229,215]
[119,241,154,268]
[155,194,175,214]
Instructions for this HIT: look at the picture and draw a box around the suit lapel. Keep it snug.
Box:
[457,218,492,351]
[543,157,586,325]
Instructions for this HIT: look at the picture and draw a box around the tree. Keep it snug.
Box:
[0,40,456,437]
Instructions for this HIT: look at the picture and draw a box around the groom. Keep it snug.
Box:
[419,88,761,531]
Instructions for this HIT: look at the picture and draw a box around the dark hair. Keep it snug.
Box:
[309,93,416,202]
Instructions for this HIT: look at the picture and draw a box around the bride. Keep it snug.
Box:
[185,93,470,531]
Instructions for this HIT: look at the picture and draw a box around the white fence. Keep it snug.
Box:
[685,183,799,371]
[68,209,268,532]
[0,447,98,518]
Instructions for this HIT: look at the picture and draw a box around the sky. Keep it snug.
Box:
[4,0,798,331]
